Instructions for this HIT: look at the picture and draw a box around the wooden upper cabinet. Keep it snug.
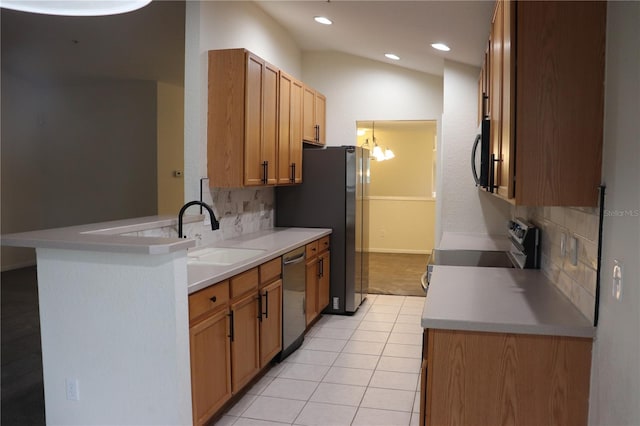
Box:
[208,49,278,188]
[514,1,605,206]
[303,85,326,146]
[278,71,303,184]
[484,0,606,206]
[489,0,504,192]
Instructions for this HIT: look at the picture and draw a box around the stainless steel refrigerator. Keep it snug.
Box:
[275,146,369,314]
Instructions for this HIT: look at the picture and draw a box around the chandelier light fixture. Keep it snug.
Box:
[364,122,395,162]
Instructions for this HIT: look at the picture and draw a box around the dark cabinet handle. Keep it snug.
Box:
[317,258,323,278]
[257,294,263,322]
[228,311,234,342]
[210,296,217,303]
[315,125,320,142]
[263,290,269,319]
[290,163,296,183]
[261,161,268,184]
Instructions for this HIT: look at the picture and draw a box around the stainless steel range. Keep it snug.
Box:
[422,218,540,292]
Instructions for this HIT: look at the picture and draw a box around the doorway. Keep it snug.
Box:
[356,120,437,296]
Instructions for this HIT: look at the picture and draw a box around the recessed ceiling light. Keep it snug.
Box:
[314,16,333,25]
[0,0,152,16]
[431,43,451,52]
[384,53,400,61]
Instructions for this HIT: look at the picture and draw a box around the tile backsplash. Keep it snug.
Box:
[513,205,599,323]
[124,186,275,247]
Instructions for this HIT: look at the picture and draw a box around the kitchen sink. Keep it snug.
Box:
[187,247,266,266]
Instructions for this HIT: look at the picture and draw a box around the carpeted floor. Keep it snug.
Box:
[367,252,429,297]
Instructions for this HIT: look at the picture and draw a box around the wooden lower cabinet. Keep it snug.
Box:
[230,291,260,393]
[317,251,330,312]
[189,308,231,426]
[422,328,592,426]
[305,258,319,326]
[305,237,331,326]
[189,258,284,425]
[259,279,283,367]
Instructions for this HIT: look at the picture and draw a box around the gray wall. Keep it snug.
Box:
[1,70,158,269]
[589,2,640,424]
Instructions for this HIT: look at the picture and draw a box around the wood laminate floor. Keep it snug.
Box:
[367,253,428,297]
[1,266,45,425]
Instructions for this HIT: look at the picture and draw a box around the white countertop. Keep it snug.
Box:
[186,227,331,293]
[0,215,198,254]
[439,232,511,251]
[422,265,595,338]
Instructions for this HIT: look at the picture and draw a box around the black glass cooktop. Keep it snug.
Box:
[429,249,515,268]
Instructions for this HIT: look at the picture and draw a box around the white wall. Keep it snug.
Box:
[589,3,640,425]
[183,1,301,203]
[438,60,511,242]
[37,248,192,425]
[302,52,443,146]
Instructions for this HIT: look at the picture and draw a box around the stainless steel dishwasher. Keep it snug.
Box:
[279,246,306,361]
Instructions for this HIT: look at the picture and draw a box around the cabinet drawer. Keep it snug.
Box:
[318,236,330,252]
[189,281,230,323]
[260,257,282,286]
[305,241,319,259]
[230,267,259,299]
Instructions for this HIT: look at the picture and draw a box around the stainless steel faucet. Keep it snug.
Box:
[178,201,219,238]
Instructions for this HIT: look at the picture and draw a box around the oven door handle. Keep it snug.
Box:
[420,270,429,292]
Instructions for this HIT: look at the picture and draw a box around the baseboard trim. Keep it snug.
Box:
[367,248,432,255]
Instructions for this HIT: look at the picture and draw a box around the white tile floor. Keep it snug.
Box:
[215,294,425,426]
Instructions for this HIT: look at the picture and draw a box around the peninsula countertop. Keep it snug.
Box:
[422,265,595,338]
[0,215,198,254]
[1,215,331,294]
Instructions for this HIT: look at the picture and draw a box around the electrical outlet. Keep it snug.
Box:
[569,237,578,266]
[66,378,79,401]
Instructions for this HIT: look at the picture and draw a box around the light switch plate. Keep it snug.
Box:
[569,237,578,266]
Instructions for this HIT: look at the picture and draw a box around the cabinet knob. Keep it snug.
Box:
[210,296,217,303]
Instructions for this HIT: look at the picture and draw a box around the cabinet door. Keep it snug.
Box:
[290,79,303,182]
[315,92,326,146]
[318,251,330,312]
[245,53,264,186]
[278,72,303,185]
[305,258,319,326]
[489,0,503,190]
[190,308,231,426]
[230,291,260,392]
[498,0,515,199]
[263,62,278,185]
[278,72,293,185]
[259,279,283,367]
[302,86,316,143]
